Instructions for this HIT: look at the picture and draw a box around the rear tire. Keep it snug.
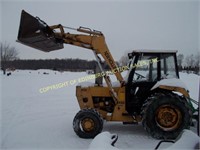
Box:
[142,92,192,139]
[73,108,103,138]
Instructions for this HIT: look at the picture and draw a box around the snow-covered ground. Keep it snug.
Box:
[89,130,200,150]
[0,70,199,149]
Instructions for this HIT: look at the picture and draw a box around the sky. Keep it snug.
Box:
[0,0,199,61]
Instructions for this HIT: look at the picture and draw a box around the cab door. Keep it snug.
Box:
[125,53,159,115]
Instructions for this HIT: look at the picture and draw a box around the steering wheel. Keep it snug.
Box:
[135,72,146,80]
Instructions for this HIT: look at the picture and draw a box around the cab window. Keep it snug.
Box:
[132,55,158,82]
[160,54,178,79]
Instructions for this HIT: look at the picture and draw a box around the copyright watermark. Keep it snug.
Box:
[39,58,158,93]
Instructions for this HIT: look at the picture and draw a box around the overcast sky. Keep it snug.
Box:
[0,0,199,60]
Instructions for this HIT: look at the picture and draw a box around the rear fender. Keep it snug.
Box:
[154,85,189,98]
[151,78,189,98]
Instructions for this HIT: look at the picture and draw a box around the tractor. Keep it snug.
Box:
[17,10,196,139]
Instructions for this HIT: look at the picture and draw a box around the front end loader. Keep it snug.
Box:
[17,10,198,139]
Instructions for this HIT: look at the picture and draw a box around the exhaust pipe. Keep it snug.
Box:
[17,10,64,52]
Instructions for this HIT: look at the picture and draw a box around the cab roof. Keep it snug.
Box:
[131,49,178,53]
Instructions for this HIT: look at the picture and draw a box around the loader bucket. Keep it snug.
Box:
[17,10,64,52]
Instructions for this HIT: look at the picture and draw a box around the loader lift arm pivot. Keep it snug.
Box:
[17,10,124,103]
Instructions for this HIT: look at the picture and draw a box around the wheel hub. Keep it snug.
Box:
[156,105,182,131]
[81,118,95,132]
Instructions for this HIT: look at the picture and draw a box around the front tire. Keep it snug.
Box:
[142,92,192,139]
[73,108,103,138]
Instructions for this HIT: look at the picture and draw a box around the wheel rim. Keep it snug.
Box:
[155,105,182,131]
[81,118,95,132]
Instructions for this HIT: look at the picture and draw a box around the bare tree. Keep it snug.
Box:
[0,42,19,74]
[184,54,195,68]
[177,54,184,69]
[1,42,19,61]
[119,51,131,66]
[194,52,200,67]
[194,52,200,74]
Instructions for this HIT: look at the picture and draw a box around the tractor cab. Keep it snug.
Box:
[125,50,179,115]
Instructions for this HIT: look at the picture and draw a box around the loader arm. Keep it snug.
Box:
[51,25,124,84]
[17,10,124,103]
[52,25,124,103]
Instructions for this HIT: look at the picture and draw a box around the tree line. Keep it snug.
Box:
[177,53,200,74]
[0,42,199,75]
[0,42,102,73]
[2,59,98,71]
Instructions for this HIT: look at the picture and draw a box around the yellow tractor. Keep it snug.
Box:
[17,10,196,139]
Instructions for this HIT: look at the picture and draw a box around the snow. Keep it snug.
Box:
[78,81,121,88]
[179,72,199,104]
[89,130,200,150]
[88,132,118,150]
[151,78,189,91]
[164,130,200,150]
[0,70,199,149]
[77,81,95,87]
